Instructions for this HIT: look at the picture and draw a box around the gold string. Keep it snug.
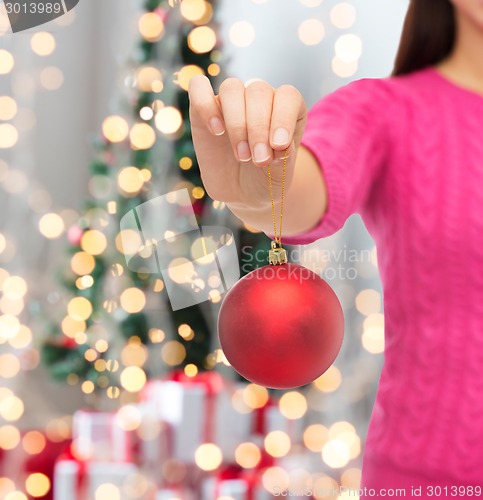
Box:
[267,147,288,246]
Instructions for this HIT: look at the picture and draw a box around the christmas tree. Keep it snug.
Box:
[41,0,271,398]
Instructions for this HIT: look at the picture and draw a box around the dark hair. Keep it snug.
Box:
[392,0,456,76]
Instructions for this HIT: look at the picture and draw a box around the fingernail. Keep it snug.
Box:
[237,141,252,162]
[272,128,289,146]
[254,143,271,163]
[209,117,225,136]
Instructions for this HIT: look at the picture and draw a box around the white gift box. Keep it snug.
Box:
[201,474,274,500]
[155,487,195,500]
[141,374,252,463]
[53,460,140,500]
[72,410,133,462]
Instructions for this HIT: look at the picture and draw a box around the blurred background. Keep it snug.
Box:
[0,0,408,498]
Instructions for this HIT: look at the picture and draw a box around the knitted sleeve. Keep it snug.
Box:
[273,78,391,245]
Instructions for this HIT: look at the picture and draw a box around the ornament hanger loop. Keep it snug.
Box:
[268,147,289,265]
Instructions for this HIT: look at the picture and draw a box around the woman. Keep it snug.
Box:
[188,0,483,493]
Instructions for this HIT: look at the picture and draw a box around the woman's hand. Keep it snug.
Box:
[188,75,307,210]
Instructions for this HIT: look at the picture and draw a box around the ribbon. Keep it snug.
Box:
[213,465,264,500]
[58,445,88,500]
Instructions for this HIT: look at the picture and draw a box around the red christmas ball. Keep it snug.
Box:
[218,263,344,389]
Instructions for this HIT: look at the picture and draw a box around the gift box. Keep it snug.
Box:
[0,430,70,500]
[155,487,195,500]
[201,465,274,500]
[72,410,135,463]
[53,459,142,500]
[141,371,252,463]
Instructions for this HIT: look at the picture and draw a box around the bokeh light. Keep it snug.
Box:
[298,19,325,46]
[130,123,156,150]
[355,289,381,315]
[264,431,291,457]
[25,473,50,498]
[0,97,17,120]
[71,252,96,276]
[188,26,216,54]
[38,213,65,239]
[242,384,269,409]
[180,0,213,24]
[0,354,21,378]
[235,442,261,469]
[195,443,222,471]
[22,431,47,455]
[332,57,358,78]
[136,66,163,92]
[31,32,56,56]
[120,287,146,313]
[262,467,290,493]
[0,50,14,74]
[161,340,186,366]
[154,106,183,134]
[67,297,93,321]
[120,366,147,392]
[117,166,144,195]
[279,391,307,419]
[362,312,385,353]
[102,116,129,143]
[95,484,120,500]
[0,425,21,450]
[0,124,18,149]
[313,365,342,392]
[138,12,165,42]
[174,64,204,91]
[303,424,329,452]
[322,439,351,468]
[229,22,255,48]
[116,405,142,431]
[40,66,64,90]
[335,33,363,63]
[330,3,357,29]
[81,230,107,256]
[2,276,27,299]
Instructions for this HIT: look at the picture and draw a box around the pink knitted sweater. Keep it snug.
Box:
[279,66,483,493]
